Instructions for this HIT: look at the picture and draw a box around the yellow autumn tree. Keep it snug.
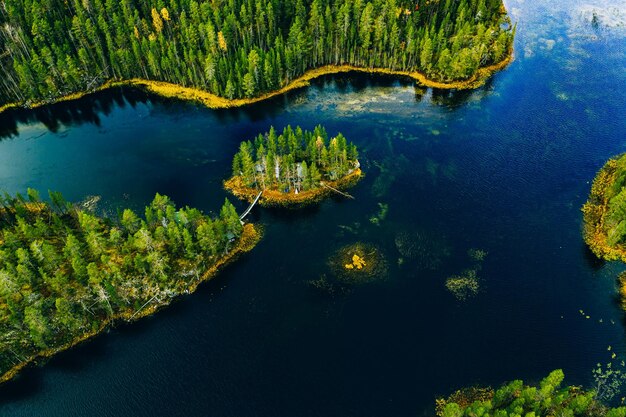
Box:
[217,31,227,52]
[151,8,163,33]
[160,7,170,21]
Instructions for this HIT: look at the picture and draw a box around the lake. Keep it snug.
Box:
[0,0,625,415]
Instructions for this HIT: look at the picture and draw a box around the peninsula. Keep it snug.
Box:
[0,190,260,383]
[582,153,626,263]
[224,125,362,206]
[0,0,514,113]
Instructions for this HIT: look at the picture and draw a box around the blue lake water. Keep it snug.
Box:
[0,0,625,415]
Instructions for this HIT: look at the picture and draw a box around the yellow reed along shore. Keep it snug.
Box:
[224,168,363,207]
[0,223,261,385]
[0,50,513,115]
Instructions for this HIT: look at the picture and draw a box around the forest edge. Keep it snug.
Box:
[0,222,261,385]
[0,49,513,116]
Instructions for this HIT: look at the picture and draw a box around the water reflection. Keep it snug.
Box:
[0,88,153,139]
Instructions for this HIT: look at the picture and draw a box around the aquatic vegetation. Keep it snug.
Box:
[436,370,626,417]
[0,190,260,383]
[78,195,101,212]
[445,270,480,301]
[225,125,362,207]
[369,203,389,226]
[328,243,388,284]
[336,223,362,237]
[468,248,489,262]
[307,275,352,296]
[593,361,626,402]
[394,229,451,270]
[371,155,410,198]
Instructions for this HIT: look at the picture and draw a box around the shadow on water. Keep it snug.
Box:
[430,78,496,109]
[0,87,156,140]
[0,72,492,140]
[582,243,607,271]
[0,258,239,408]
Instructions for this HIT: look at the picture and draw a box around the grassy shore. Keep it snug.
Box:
[0,223,261,385]
[0,50,513,116]
[224,168,363,207]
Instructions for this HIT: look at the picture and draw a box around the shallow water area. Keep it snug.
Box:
[0,0,625,415]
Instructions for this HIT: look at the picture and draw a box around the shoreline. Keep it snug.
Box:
[582,155,626,262]
[0,223,261,385]
[0,50,513,116]
[225,168,363,207]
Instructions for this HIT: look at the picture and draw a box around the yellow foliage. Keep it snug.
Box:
[224,169,363,208]
[148,33,157,42]
[352,254,366,269]
[160,7,170,21]
[151,8,163,33]
[343,254,367,270]
[133,26,139,39]
[218,31,228,51]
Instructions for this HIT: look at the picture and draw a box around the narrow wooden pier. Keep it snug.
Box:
[239,190,263,221]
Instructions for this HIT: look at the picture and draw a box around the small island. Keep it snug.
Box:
[224,125,362,207]
[0,190,260,383]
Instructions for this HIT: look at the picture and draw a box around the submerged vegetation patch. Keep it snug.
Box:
[0,189,260,384]
[328,242,388,284]
[225,125,363,207]
[444,247,488,301]
[445,269,480,301]
[394,228,451,270]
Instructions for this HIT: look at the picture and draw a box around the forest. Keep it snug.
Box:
[437,370,626,417]
[0,189,251,378]
[583,153,626,263]
[0,0,514,107]
[229,124,359,194]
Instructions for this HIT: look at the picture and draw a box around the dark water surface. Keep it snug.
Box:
[0,0,625,416]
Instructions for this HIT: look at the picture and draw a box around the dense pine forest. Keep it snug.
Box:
[0,0,514,106]
[230,125,359,193]
[437,370,626,417]
[0,190,252,377]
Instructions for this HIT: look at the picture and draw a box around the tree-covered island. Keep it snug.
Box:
[0,190,260,383]
[0,0,514,113]
[224,125,362,206]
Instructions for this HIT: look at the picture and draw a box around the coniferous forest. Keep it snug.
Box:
[0,190,254,378]
[0,0,514,107]
[230,125,359,193]
[437,370,626,417]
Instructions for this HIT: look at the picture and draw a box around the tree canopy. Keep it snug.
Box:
[0,189,245,377]
[437,370,626,417]
[0,0,514,106]
[230,124,359,193]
